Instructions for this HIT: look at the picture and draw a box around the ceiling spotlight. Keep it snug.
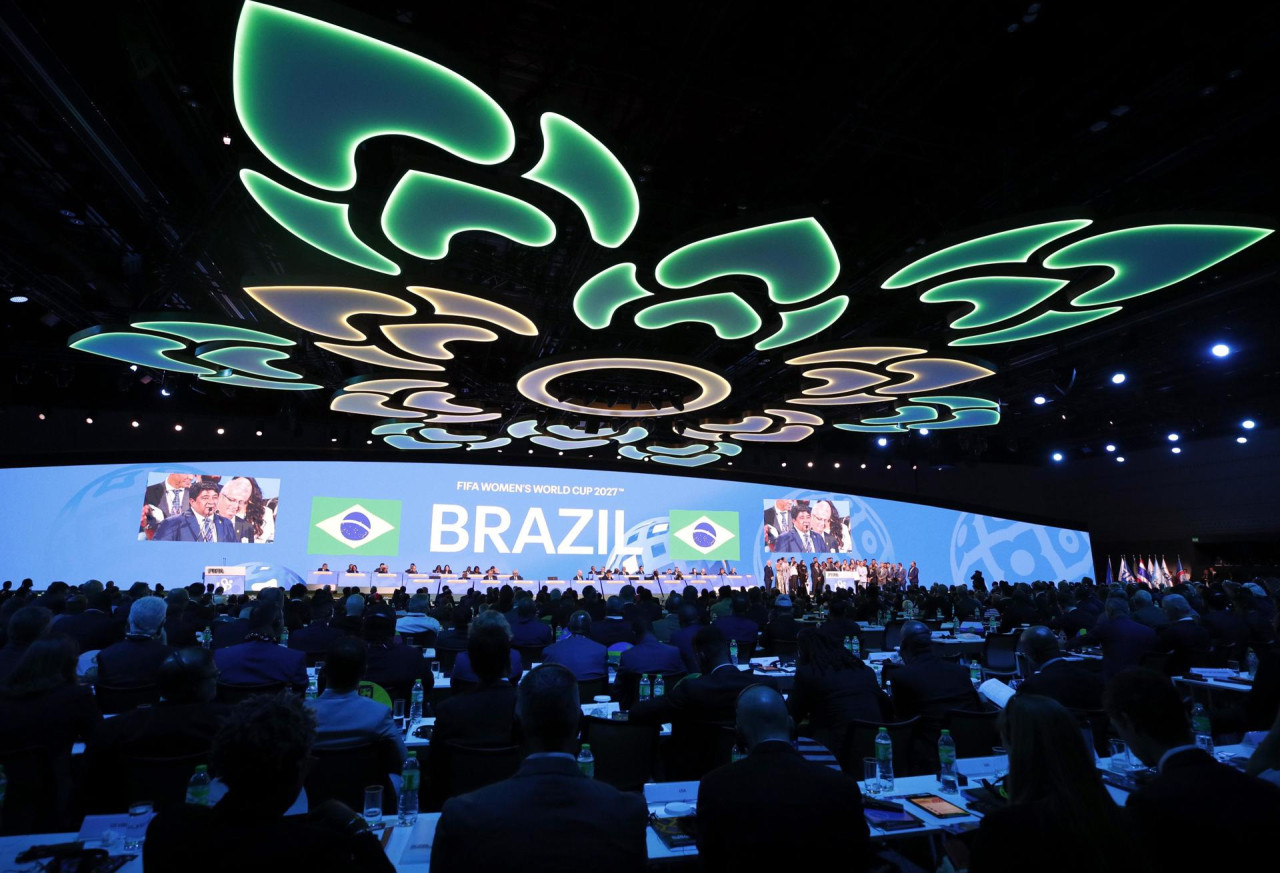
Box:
[528,449,533,454]
[1051,452,1064,462]
[806,461,813,468]
[1116,456,1126,463]
[918,428,929,436]
[860,463,867,469]
[128,365,138,372]
[1242,419,1256,429]
[1033,395,1047,405]
[558,451,564,456]
[727,461,733,466]
[1172,446,1182,454]
[216,428,225,435]
[1105,444,1116,452]
[222,134,232,145]
[37,413,46,421]
[912,465,918,470]
[876,437,888,447]
[886,464,892,470]
[1237,436,1248,444]
[1111,372,1126,385]
[1167,433,1179,442]
[160,388,170,397]
[781,462,787,467]
[330,437,337,443]
[84,417,93,424]
[131,420,139,428]
[174,424,183,432]
[1211,343,1231,358]
[9,295,29,303]
[366,440,373,445]
[255,430,263,436]
[834,462,841,469]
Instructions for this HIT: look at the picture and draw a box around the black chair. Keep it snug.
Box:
[515,644,546,673]
[982,633,1021,673]
[94,682,161,714]
[305,741,398,810]
[614,670,686,709]
[883,621,906,652]
[580,716,660,791]
[1070,708,1113,758]
[769,638,799,660]
[436,646,464,674]
[1140,650,1173,675]
[666,720,736,781]
[216,681,287,704]
[578,677,608,702]
[122,752,210,811]
[443,743,521,798]
[404,630,438,648]
[858,629,886,653]
[838,716,919,778]
[944,708,1001,758]
[0,745,60,835]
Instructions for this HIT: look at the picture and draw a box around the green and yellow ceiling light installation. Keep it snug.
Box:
[516,357,732,418]
[834,396,1000,433]
[618,440,743,468]
[677,409,824,444]
[331,376,501,424]
[574,218,848,350]
[68,321,321,391]
[506,418,649,452]
[784,346,993,407]
[372,421,511,452]
[885,219,1273,346]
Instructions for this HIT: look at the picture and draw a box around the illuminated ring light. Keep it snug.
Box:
[517,358,730,418]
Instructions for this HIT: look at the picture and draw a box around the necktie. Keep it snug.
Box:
[201,516,213,542]
[802,532,812,551]
[170,490,182,515]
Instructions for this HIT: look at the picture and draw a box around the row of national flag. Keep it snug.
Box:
[1105,555,1190,588]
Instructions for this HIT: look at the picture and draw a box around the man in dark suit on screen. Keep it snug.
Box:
[431,664,647,872]
[774,505,827,554]
[141,472,195,535]
[154,480,236,543]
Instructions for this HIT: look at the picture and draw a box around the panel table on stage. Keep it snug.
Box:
[401,573,434,593]
[341,571,371,589]
[371,572,402,593]
[825,570,868,590]
[307,570,338,590]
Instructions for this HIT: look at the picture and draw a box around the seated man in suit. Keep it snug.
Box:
[1156,593,1212,676]
[450,611,523,688]
[652,594,682,643]
[288,600,345,660]
[589,596,636,648]
[308,637,407,765]
[84,647,230,809]
[434,606,473,659]
[630,627,779,727]
[509,598,553,649]
[670,603,705,672]
[214,603,307,691]
[697,685,869,870]
[145,693,395,873]
[618,617,684,677]
[54,588,121,654]
[1015,625,1104,711]
[1104,667,1280,871]
[0,605,51,683]
[362,613,434,702]
[762,595,801,653]
[154,480,236,543]
[819,595,861,642]
[96,595,171,688]
[432,664,647,872]
[889,621,982,770]
[1068,597,1157,680]
[712,594,760,655]
[541,611,608,681]
[396,594,442,637]
[1130,589,1169,630]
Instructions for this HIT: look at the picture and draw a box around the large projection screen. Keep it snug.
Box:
[0,461,1092,589]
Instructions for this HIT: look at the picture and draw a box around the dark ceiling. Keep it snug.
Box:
[1,0,1277,485]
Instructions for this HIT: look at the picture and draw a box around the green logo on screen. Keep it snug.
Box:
[668,510,740,561]
[307,497,402,556]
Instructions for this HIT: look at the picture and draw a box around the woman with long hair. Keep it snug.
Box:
[969,693,1145,872]
[788,628,886,755]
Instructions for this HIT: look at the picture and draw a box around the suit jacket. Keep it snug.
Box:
[1131,604,1170,630]
[53,610,121,653]
[509,616,553,647]
[541,633,608,680]
[618,636,684,675]
[427,680,519,808]
[1074,616,1157,680]
[450,649,522,687]
[889,654,982,721]
[1156,618,1212,675]
[669,623,704,672]
[630,663,779,726]
[288,621,345,658]
[1127,748,1280,871]
[697,741,869,871]
[214,639,307,690]
[762,507,794,541]
[774,529,828,553]
[307,689,407,765]
[1016,658,1104,711]
[364,640,435,699]
[432,754,647,873]
[154,509,237,542]
[712,614,760,650]
[652,613,681,643]
[1052,607,1096,638]
[210,617,250,650]
[763,615,801,649]
[788,663,887,753]
[589,616,636,648]
[95,637,172,688]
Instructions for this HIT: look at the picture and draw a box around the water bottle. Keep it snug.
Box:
[639,674,651,702]
[1245,649,1259,679]
[186,764,211,806]
[306,673,319,700]
[652,674,665,697]
[731,742,747,763]
[875,727,894,791]
[851,636,861,659]
[200,627,212,649]
[729,639,739,666]
[410,678,424,722]
[280,626,289,647]
[1191,702,1213,753]
[577,743,594,778]
[938,729,958,794]
[398,752,420,825]
[969,659,982,686]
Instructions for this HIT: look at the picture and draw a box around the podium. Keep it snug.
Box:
[205,565,246,595]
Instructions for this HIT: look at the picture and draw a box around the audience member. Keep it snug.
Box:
[53,588,119,653]
[1016,625,1104,711]
[888,620,981,769]
[589,596,636,647]
[451,610,522,687]
[309,637,407,765]
[541,611,608,681]
[1068,597,1156,680]
[788,628,887,754]
[712,594,759,653]
[96,595,171,688]
[214,602,307,691]
[397,594,442,637]
[1155,593,1211,676]
[630,627,778,727]
[363,612,434,701]
[618,617,684,678]
[509,598,553,648]
[0,605,51,683]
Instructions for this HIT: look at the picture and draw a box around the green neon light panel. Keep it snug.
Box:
[382,171,555,260]
[523,113,639,248]
[134,321,293,346]
[655,218,840,305]
[634,292,761,339]
[1046,224,1274,307]
[194,345,304,380]
[652,453,718,468]
[68,330,215,376]
[755,295,849,350]
[241,171,399,275]
[574,264,653,329]
[949,307,1118,347]
[882,220,1091,289]
[200,372,322,391]
[233,2,514,192]
[919,277,1068,330]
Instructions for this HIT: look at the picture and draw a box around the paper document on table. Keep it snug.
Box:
[979,678,1015,709]
[400,816,440,865]
[1190,667,1234,678]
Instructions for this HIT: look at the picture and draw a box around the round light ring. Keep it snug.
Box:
[516,357,730,418]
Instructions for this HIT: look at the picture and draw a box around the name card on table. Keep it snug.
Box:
[399,815,441,865]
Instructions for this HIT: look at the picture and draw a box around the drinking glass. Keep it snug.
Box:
[363,785,383,828]
[863,758,881,796]
[1226,660,1241,675]
[124,801,153,849]
[991,746,1009,780]
[1109,739,1131,773]
[430,660,441,679]
[393,699,406,729]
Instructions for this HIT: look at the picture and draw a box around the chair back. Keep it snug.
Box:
[443,743,521,798]
[515,644,546,673]
[944,708,1001,758]
[606,642,633,667]
[667,720,736,781]
[357,680,393,707]
[882,621,905,652]
[216,681,287,704]
[578,677,608,701]
[403,630,438,648]
[858,629,886,653]
[0,745,59,835]
[982,632,1021,672]
[769,638,799,660]
[305,741,398,810]
[1139,650,1173,675]
[95,683,161,714]
[580,716,660,791]
[839,716,918,778]
[123,752,209,811]
[1070,708,1113,757]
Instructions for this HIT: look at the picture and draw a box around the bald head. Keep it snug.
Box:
[735,684,792,750]
[1018,625,1060,669]
[899,620,933,659]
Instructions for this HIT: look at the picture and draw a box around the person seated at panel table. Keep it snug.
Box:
[317,563,330,572]
[967,694,1138,873]
[574,569,586,580]
[145,693,395,873]
[374,563,389,574]
[696,684,870,871]
[344,563,358,573]
[510,568,524,581]
[1103,667,1280,871]
[431,665,647,872]
[484,567,499,580]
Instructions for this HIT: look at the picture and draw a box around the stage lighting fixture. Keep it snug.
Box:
[1111,372,1126,384]
[834,462,841,469]
[1172,447,1182,454]
[1105,444,1116,452]
[37,413,46,420]
[1033,395,1047,405]
[1167,433,1179,442]
[1051,452,1063,462]
[130,421,139,428]
[1211,343,1230,357]
[1237,436,1248,444]
[217,428,225,435]
[1242,419,1256,429]
[255,430,263,436]
[174,424,183,432]
[85,417,93,424]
